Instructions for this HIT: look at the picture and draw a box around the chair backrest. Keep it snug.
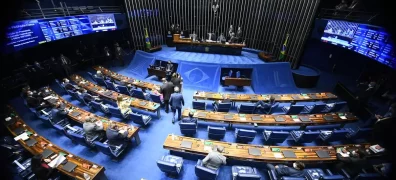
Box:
[354,173,383,180]
[268,131,289,143]
[329,101,347,112]
[285,105,305,114]
[95,77,107,86]
[237,173,262,180]
[103,98,117,106]
[157,160,178,174]
[309,104,326,114]
[87,72,97,83]
[55,79,67,93]
[104,80,115,91]
[236,129,256,143]
[179,122,197,135]
[320,175,345,180]
[236,71,241,78]
[299,131,320,143]
[192,101,206,110]
[150,94,162,104]
[118,85,131,96]
[267,102,280,114]
[325,129,349,142]
[130,113,149,125]
[94,141,113,157]
[69,132,87,146]
[238,104,256,114]
[90,101,102,111]
[208,126,226,139]
[195,160,218,180]
[306,124,340,130]
[68,90,79,100]
[131,89,146,100]
[108,106,123,118]
[217,103,232,112]
[351,128,373,139]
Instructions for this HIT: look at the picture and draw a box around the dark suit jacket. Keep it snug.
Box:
[26,96,41,108]
[170,93,184,108]
[171,77,182,88]
[160,82,174,101]
[166,63,174,72]
[275,165,305,177]
[336,153,370,177]
[106,128,128,146]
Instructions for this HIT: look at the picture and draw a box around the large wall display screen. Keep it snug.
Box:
[3,14,117,53]
[321,20,395,69]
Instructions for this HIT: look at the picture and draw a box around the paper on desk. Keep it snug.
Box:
[204,146,212,152]
[48,154,66,168]
[14,133,29,141]
[273,153,284,158]
[5,117,11,121]
[340,116,347,119]
[292,118,300,122]
[240,117,246,121]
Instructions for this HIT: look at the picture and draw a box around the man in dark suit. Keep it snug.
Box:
[26,91,50,111]
[160,80,174,113]
[334,151,370,178]
[255,96,276,113]
[165,60,174,81]
[267,162,306,178]
[169,87,184,123]
[181,111,197,124]
[106,123,128,148]
[59,54,72,77]
[62,78,76,91]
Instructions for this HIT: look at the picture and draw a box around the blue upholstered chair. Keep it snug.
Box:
[94,141,125,158]
[235,129,256,143]
[266,102,280,114]
[68,90,79,100]
[279,105,305,115]
[87,72,97,83]
[303,104,326,114]
[118,85,133,96]
[268,169,305,180]
[102,98,117,107]
[346,127,372,140]
[195,159,219,180]
[305,124,341,131]
[208,126,226,140]
[263,130,289,144]
[104,80,117,92]
[55,79,67,94]
[89,101,110,114]
[179,122,197,135]
[306,168,345,180]
[214,102,232,112]
[94,76,107,86]
[108,105,130,119]
[131,113,151,126]
[63,125,84,141]
[157,155,184,175]
[131,89,146,100]
[319,129,349,143]
[192,101,207,110]
[68,132,89,147]
[232,166,261,180]
[347,172,384,180]
[150,94,163,105]
[324,101,347,112]
[290,130,320,144]
[237,104,256,114]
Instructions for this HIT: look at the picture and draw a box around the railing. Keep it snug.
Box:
[318,8,380,24]
[18,5,123,20]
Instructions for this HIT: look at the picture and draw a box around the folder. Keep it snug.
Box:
[26,138,37,147]
[197,112,207,118]
[248,148,261,156]
[315,150,331,158]
[42,149,54,158]
[274,116,285,122]
[180,141,193,149]
[70,111,81,117]
[299,116,311,122]
[139,102,147,106]
[252,116,262,121]
[323,115,334,121]
[224,115,233,120]
[62,162,77,172]
[282,150,297,158]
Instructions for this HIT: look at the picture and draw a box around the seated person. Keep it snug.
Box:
[202,145,226,170]
[26,91,51,111]
[212,97,232,107]
[267,161,305,178]
[83,115,105,146]
[95,70,105,79]
[334,150,370,178]
[255,96,276,113]
[62,78,76,91]
[50,102,69,124]
[181,111,197,124]
[76,88,98,103]
[106,123,128,148]
[21,85,31,98]
[116,96,132,116]
[31,154,53,180]
[362,103,396,127]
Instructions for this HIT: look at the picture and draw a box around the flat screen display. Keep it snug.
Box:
[3,14,117,53]
[321,20,396,69]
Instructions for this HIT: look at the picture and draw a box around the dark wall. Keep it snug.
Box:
[22,0,124,9]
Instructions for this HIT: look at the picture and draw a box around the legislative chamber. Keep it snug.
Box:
[0,1,393,180]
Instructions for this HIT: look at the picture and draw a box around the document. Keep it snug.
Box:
[14,133,29,141]
[273,153,283,158]
[48,155,66,168]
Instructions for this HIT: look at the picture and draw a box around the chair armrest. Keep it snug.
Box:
[325,169,333,175]
[268,170,278,180]
[340,169,350,179]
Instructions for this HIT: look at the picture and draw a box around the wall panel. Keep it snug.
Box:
[124,0,320,68]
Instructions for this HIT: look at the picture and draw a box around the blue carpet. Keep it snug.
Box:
[9,49,364,180]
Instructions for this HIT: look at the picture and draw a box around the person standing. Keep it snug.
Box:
[169,87,184,123]
[104,46,112,65]
[165,60,174,81]
[160,79,175,113]
[114,43,125,66]
[171,73,182,90]
[49,56,65,79]
[59,54,72,77]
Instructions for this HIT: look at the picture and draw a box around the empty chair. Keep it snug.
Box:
[94,141,125,159]
[232,166,261,180]
[118,85,133,96]
[266,102,280,114]
[192,101,207,110]
[63,125,84,140]
[195,159,219,180]
[319,129,349,143]
[261,126,300,132]
[87,72,97,83]
[68,90,79,100]
[324,101,347,112]
[303,104,326,114]
[68,132,89,147]
[235,129,256,143]
[237,104,256,114]
[208,126,226,140]
[108,105,130,119]
[350,173,384,180]
[130,113,151,126]
[346,127,372,140]
[102,98,117,107]
[214,102,232,112]
[131,89,146,100]
[55,79,67,94]
[150,94,163,105]
[94,76,107,86]
[179,122,197,135]
[263,130,289,144]
[89,101,109,114]
[157,155,184,176]
[306,168,345,180]
[291,130,320,144]
[104,80,117,92]
[305,124,341,131]
[279,105,305,115]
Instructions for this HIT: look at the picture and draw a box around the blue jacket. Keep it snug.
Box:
[170,93,184,108]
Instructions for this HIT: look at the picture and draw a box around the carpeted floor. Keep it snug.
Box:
[9,49,365,180]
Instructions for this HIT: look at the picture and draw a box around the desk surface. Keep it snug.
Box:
[163,135,374,163]
[173,40,245,48]
[93,66,160,91]
[193,91,338,102]
[44,88,139,139]
[70,75,160,112]
[182,109,357,126]
[5,106,105,180]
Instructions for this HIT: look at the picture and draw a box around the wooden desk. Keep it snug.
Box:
[147,67,167,79]
[224,77,252,86]
[163,135,375,163]
[4,106,105,180]
[43,87,140,142]
[70,75,161,117]
[193,91,338,103]
[173,35,245,55]
[182,109,357,127]
[93,66,160,91]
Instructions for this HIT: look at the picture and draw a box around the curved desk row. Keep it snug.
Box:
[182,109,357,127]
[193,91,337,103]
[93,66,160,91]
[163,134,377,163]
[69,75,161,117]
[4,106,105,180]
[43,87,140,141]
